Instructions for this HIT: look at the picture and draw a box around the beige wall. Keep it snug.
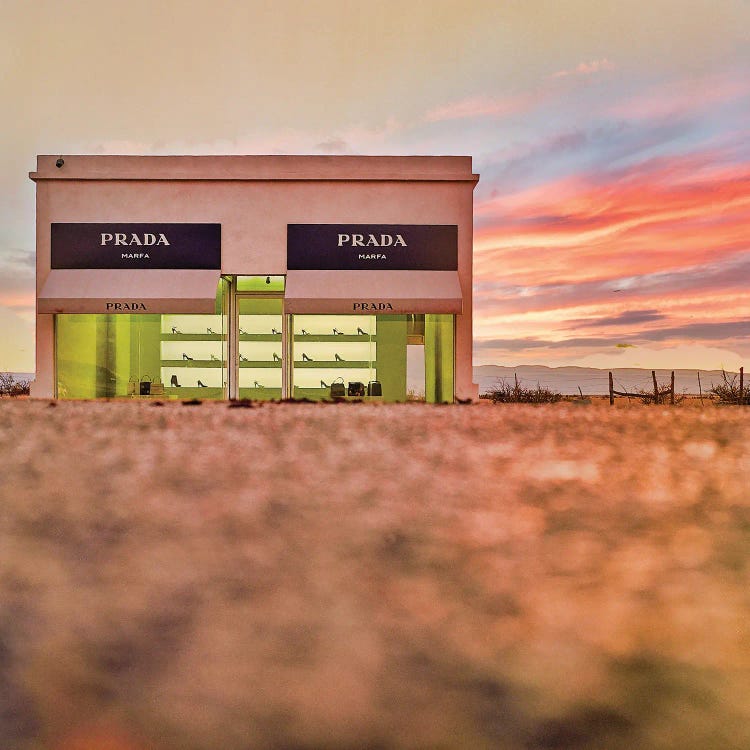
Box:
[31,155,479,399]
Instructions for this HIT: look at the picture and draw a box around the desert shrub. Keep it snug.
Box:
[0,373,30,397]
[489,378,562,404]
[709,370,748,405]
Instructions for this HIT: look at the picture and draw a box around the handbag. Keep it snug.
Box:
[367,381,382,397]
[127,379,137,396]
[139,375,152,396]
[330,377,345,398]
[150,380,164,396]
[348,381,366,397]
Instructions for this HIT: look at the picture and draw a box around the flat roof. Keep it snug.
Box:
[30,154,479,183]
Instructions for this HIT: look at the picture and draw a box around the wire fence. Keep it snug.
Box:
[480,368,748,405]
[609,370,676,405]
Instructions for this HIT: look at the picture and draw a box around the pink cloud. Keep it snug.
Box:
[473,151,750,294]
[424,92,538,122]
[551,59,615,79]
[608,71,750,120]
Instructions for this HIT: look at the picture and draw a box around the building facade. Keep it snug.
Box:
[31,155,478,402]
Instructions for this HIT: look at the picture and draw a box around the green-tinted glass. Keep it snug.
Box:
[425,314,454,403]
[56,311,227,399]
[375,315,408,401]
[236,275,285,292]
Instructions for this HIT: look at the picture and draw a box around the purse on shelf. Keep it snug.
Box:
[127,379,137,396]
[330,377,345,398]
[348,381,366,397]
[367,381,382,397]
[149,380,164,396]
[139,375,152,396]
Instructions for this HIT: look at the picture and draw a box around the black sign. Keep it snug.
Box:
[287,224,457,270]
[51,223,221,269]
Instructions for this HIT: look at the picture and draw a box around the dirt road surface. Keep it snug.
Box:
[1,399,749,750]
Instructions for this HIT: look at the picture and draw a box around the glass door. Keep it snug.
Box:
[234,295,284,400]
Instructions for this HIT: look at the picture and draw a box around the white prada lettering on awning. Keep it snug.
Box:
[284,271,463,314]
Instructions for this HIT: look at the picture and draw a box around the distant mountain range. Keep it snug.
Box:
[474,365,739,396]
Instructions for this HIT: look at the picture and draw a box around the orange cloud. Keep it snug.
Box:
[607,71,750,120]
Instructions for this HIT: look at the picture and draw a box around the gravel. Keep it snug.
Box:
[1,399,749,750]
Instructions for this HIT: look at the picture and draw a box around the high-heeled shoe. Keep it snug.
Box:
[333,328,344,335]
[320,380,328,388]
[334,353,344,361]
[210,354,220,361]
[253,381,264,388]
[272,352,281,361]
[357,327,367,336]
[197,380,207,387]
[300,329,310,335]
[170,374,181,387]
[182,353,193,360]
[239,354,249,362]
[171,326,181,334]
[301,353,313,361]
[239,327,248,335]
[271,328,280,335]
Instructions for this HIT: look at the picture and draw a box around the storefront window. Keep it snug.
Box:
[56,313,227,399]
[55,281,229,399]
[54,283,453,402]
[289,314,454,403]
[290,314,377,399]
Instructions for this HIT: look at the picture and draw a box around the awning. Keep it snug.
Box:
[38,269,220,314]
[284,270,463,315]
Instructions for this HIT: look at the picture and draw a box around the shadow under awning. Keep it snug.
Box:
[38,269,221,314]
[284,270,463,315]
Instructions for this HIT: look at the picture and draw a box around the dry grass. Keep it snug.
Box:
[1,399,749,750]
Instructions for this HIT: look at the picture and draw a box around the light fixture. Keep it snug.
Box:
[56,157,64,168]
[265,276,271,284]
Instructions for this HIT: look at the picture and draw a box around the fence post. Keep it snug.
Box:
[741,367,745,405]
[609,371,614,405]
[652,371,659,404]
[670,371,675,405]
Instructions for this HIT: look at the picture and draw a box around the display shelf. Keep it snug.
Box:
[239,334,282,341]
[165,387,225,398]
[293,360,372,368]
[293,386,382,401]
[293,334,376,342]
[238,361,282,368]
[162,359,224,368]
[161,333,224,342]
[238,387,282,399]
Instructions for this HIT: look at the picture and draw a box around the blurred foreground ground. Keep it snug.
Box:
[1,399,749,750]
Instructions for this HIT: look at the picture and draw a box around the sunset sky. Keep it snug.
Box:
[1,0,748,372]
